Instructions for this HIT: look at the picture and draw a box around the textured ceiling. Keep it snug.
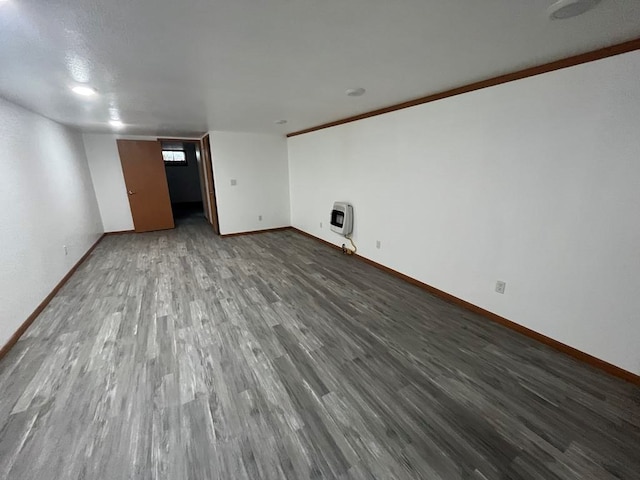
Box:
[0,0,639,137]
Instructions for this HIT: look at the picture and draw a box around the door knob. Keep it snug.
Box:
[128,190,136,195]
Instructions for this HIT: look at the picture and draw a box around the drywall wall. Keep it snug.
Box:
[288,50,640,375]
[164,143,202,203]
[209,131,290,234]
[0,98,103,349]
[83,134,135,232]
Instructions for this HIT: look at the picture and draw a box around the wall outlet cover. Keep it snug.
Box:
[230,179,237,186]
[495,281,506,294]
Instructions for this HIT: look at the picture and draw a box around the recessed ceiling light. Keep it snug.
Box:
[548,0,600,19]
[275,119,287,125]
[346,87,366,97]
[71,85,97,96]
[109,120,124,128]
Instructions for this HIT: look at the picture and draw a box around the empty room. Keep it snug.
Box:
[1,0,639,478]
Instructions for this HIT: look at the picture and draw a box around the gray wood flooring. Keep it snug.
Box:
[1,217,639,479]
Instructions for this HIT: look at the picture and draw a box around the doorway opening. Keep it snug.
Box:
[161,140,205,225]
[117,137,219,234]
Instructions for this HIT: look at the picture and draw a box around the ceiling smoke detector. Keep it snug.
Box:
[346,87,366,97]
[548,0,600,19]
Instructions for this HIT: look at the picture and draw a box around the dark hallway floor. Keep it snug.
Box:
[0,219,639,479]
[171,201,205,225]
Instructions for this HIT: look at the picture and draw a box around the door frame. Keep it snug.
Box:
[200,134,220,235]
[157,137,208,224]
[156,136,219,234]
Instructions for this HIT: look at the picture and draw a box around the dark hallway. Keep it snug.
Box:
[162,141,205,224]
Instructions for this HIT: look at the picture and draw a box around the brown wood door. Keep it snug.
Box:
[117,140,174,233]
[201,134,220,234]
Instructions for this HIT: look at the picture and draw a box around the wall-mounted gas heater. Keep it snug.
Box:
[330,202,353,236]
[330,202,356,255]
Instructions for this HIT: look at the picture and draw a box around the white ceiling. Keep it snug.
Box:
[0,0,639,137]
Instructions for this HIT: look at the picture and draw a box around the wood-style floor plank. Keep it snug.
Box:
[1,216,639,479]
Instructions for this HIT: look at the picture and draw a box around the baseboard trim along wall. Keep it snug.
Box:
[220,226,292,238]
[104,229,135,236]
[287,37,640,138]
[290,228,640,387]
[0,234,105,362]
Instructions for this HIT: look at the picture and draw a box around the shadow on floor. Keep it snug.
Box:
[172,201,204,226]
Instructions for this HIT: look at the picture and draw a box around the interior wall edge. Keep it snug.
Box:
[103,230,135,235]
[291,227,640,387]
[0,234,105,362]
[219,226,293,238]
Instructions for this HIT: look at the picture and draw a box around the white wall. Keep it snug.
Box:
[288,51,640,375]
[0,98,103,348]
[210,131,290,234]
[83,134,135,232]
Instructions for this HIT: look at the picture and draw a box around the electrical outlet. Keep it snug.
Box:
[258,215,262,221]
[63,245,68,256]
[230,179,237,186]
[320,222,323,228]
[495,281,506,294]
[376,240,381,249]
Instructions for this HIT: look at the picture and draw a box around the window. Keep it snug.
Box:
[161,142,188,166]
[162,149,187,165]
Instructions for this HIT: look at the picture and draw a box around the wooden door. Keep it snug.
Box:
[201,134,220,234]
[117,140,174,233]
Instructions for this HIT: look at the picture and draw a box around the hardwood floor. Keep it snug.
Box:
[1,218,639,479]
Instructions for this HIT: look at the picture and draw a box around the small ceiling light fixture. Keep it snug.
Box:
[71,85,97,96]
[109,119,124,128]
[346,87,366,97]
[275,119,288,125]
[548,0,600,19]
